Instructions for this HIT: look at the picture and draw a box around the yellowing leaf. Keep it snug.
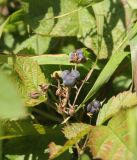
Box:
[97,91,137,125]
[88,111,135,160]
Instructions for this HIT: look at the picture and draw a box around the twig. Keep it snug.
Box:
[72,59,98,108]
[62,59,98,124]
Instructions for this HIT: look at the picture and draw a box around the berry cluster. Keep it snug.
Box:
[86,100,101,114]
[61,70,80,87]
[70,49,86,63]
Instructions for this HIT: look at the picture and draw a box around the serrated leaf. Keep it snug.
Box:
[88,111,135,160]
[13,57,48,107]
[49,123,92,159]
[1,119,46,140]
[97,91,137,125]
[0,72,26,119]
[62,123,91,139]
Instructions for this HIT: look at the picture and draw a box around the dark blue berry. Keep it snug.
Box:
[61,70,70,79]
[90,107,96,114]
[70,52,75,60]
[86,100,101,114]
[69,49,86,63]
[86,103,92,112]
[76,49,86,63]
[76,49,84,59]
[69,52,77,63]
[63,75,76,86]
[70,70,80,79]
[91,100,101,109]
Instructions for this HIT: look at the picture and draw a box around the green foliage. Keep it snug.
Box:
[1,119,46,140]
[81,51,129,106]
[127,107,137,159]
[0,72,26,119]
[0,0,137,159]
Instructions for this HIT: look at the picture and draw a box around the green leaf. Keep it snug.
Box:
[130,34,137,91]
[0,72,26,119]
[0,9,25,38]
[49,123,92,159]
[23,0,131,59]
[0,54,98,71]
[13,57,48,107]
[127,0,137,10]
[81,51,129,106]
[14,35,51,54]
[1,119,46,140]
[5,155,25,160]
[97,91,137,125]
[0,125,3,160]
[127,107,137,160]
[62,123,91,139]
[88,110,135,160]
[92,1,104,55]
[4,126,67,160]
[78,154,91,160]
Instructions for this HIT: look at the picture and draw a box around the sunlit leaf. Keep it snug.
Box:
[0,53,99,71]
[0,9,25,38]
[62,123,91,139]
[0,119,46,140]
[14,35,51,55]
[127,107,137,160]
[127,0,137,10]
[97,91,137,125]
[13,57,48,107]
[130,34,137,91]
[0,72,26,119]
[22,0,132,59]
